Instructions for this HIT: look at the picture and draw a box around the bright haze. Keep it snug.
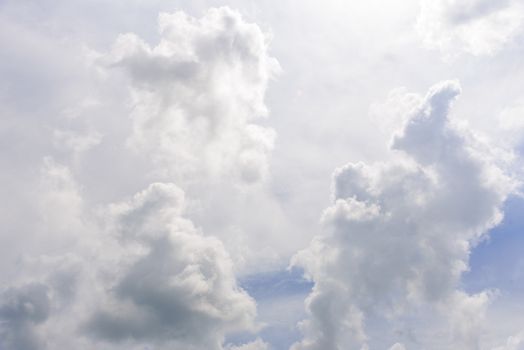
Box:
[1,1,524,349]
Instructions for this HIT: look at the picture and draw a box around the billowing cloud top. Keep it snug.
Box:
[291,81,515,349]
[105,7,279,185]
[85,183,259,349]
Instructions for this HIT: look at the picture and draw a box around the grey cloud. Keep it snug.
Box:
[85,183,259,349]
[0,283,50,350]
[0,6,277,349]
[226,338,270,350]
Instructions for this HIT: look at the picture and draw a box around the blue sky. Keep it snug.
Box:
[465,195,524,295]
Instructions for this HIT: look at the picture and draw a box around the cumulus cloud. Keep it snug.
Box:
[0,180,263,350]
[0,7,277,350]
[291,81,515,349]
[417,0,524,56]
[3,2,524,350]
[90,6,289,274]
[104,7,279,185]
[85,183,259,349]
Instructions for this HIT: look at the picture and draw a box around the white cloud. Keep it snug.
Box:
[417,0,524,56]
[493,331,524,350]
[91,6,291,273]
[389,343,407,350]
[291,81,515,349]
[103,7,279,185]
[498,100,524,146]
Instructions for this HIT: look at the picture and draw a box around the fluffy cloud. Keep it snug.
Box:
[0,180,262,350]
[417,0,524,56]
[3,2,524,350]
[291,81,515,349]
[91,7,289,273]
[104,7,279,185]
[85,183,259,349]
[0,7,276,350]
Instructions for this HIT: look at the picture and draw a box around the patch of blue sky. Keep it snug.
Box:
[463,195,524,295]
[239,268,313,301]
[227,268,313,349]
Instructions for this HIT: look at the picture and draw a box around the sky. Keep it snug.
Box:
[1,0,524,349]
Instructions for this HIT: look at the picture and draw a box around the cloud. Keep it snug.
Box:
[0,179,262,350]
[0,7,278,350]
[227,338,271,350]
[0,283,50,350]
[84,183,259,349]
[417,0,524,56]
[291,81,515,349]
[389,343,406,350]
[90,6,289,274]
[492,331,524,350]
[2,2,524,350]
[103,7,279,185]
[497,100,524,147]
